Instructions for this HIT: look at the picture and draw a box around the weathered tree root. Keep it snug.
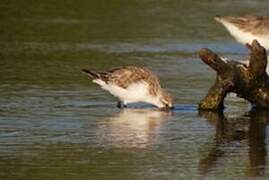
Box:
[198,40,269,110]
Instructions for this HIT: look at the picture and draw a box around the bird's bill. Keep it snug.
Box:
[159,105,174,111]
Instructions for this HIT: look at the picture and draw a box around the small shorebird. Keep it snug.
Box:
[82,66,173,109]
[215,15,269,74]
[215,15,269,49]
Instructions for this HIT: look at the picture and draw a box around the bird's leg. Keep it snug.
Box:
[117,101,127,108]
[117,101,122,108]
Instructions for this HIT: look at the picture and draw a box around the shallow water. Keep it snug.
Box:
[1,0,269,179]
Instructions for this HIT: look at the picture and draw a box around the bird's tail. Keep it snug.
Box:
[82,69,101,79]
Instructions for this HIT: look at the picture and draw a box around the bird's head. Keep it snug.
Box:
[159,90,174,110]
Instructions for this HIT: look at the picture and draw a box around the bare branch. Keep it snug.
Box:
[199,40,269,110]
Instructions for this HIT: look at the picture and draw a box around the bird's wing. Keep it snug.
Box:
[108,66,161,96]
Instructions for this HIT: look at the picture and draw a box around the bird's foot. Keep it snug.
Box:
[117,101,127,109]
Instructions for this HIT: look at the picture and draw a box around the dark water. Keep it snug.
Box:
[1,0,269,179]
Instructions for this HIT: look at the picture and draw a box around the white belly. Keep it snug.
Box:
[93,79,155,103]
[222,21,269,49]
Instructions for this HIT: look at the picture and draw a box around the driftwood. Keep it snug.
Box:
[198,40,269,110]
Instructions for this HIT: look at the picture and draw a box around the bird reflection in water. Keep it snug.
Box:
[198,110,267,179]
[98,109,171,148]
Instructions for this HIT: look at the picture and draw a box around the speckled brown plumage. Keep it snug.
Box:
[84,66,162,96]
[82,65,174,109]
[216,15,269,35]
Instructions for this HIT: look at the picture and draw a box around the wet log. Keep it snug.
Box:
[198,40,269,110]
